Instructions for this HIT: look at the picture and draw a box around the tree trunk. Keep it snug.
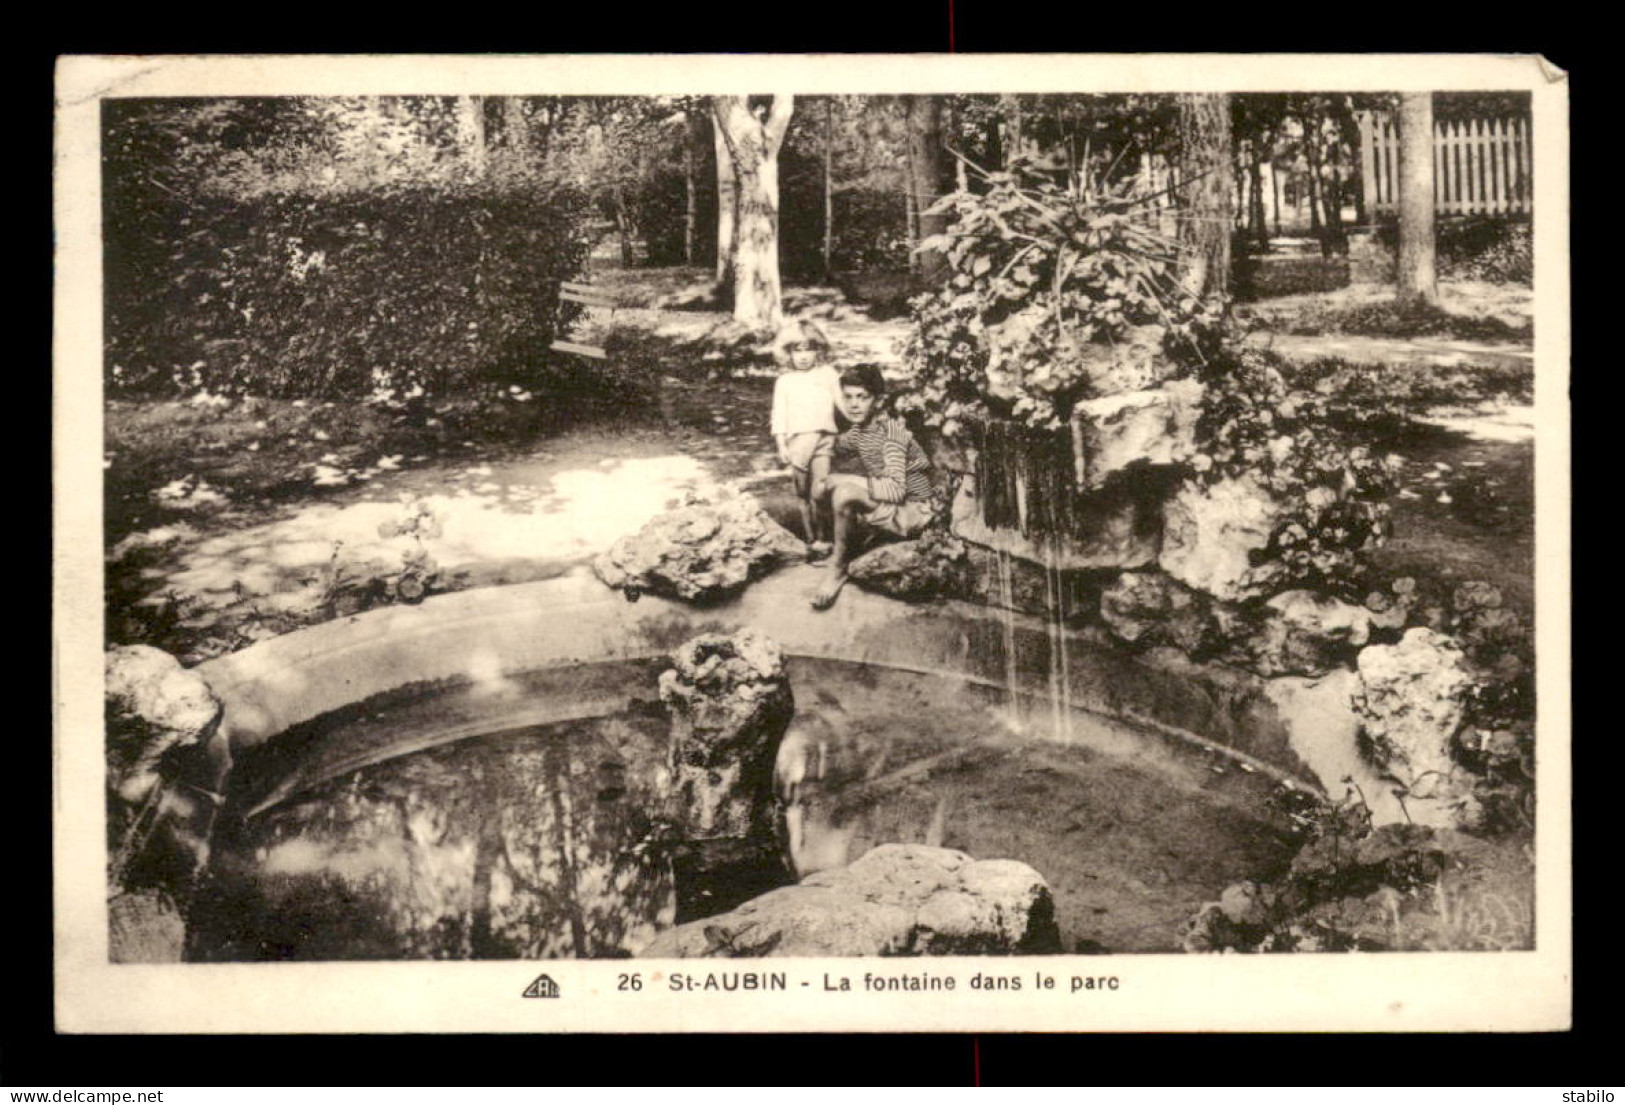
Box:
[1248,137,1270,252]
[1397,91,1439,305]
[502,97,528,152]
[1272,161,1282,235]
[904,179,919,275]
[713,107,739,295]
[1000,94,1024,167]
[1303,111,1325,246]
[713,95,795,333]
[685,109,706,265]
[1323,145,1347,254]
[906,95,953,285]
[1175,93,1233,299]
[455,95,486,179]
[823,97,835,281]
[612,182,635,266]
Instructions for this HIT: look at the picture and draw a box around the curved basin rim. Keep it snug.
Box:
[243,649,1325,816]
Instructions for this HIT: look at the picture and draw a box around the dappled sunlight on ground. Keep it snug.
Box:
[1251,332,1533,373]
[1416,403,1535,444]
[1239,280,1534,332]
[124,450,722,624]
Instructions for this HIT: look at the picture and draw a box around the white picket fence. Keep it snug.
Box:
[1361,112,1533,217]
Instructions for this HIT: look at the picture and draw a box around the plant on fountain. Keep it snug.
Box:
[896,163,1221,443]
[1187,345,1399,602]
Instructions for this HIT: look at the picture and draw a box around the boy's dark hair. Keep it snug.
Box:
[839,364,887,397]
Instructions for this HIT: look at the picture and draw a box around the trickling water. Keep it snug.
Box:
[1041,535,1074,744]
[994,546,1024,730]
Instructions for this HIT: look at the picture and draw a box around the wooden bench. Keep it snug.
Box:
[551,280,616,360]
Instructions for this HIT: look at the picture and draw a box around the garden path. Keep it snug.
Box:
[108,266,1539,664]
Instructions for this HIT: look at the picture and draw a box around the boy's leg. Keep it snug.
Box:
[811,475,874,610]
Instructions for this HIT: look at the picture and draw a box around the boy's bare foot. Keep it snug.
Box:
[810,573,847,611]
[806,540,832,561]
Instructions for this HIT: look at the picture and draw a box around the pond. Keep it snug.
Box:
[187,655,1301,960]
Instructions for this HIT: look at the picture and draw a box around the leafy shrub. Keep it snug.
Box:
[1374,216,1534,287]
[1276,356,1533,429]
[1194,347,1398,598]
[1183,788,1534,953]
[105,182,592,399]
[1441,219,1532,285]
[898,164,1221,437]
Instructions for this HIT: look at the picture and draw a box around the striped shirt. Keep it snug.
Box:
[835,415,937,505]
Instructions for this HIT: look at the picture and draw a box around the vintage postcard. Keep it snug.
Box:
[53,53,1570,1033]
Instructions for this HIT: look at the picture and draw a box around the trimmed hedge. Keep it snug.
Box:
[105,184,592,398]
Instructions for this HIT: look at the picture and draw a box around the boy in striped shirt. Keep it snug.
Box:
[810,364,940,611]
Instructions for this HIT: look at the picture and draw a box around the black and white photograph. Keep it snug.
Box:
[52,53,1570,1033]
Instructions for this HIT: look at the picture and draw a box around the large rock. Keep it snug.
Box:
[1353,628,1476,792]
[1068,323,1179,394]
[105,644,223,804]
[639,843,1062,957]
[108,890,187,963]
[1241,590,1375,678]
[949,474,1161,572]
[847,530,974,602]
[660,629,793,840]
[1158,475,1287,603]
[960,544,1101,621]
[1069,378,1204,491]
[1098,571,1213,653]
[659,629,796,920]
[594,493,807,603]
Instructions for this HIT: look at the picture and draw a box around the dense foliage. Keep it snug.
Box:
[898,165,1222,436]
[1194,346,1397,597]
[1438,218,1533,286]
[106,187,591,400]
[1184,792,1533,953]
[104,98,594,400]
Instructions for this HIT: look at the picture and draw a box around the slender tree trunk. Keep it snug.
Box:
[907,95,953,285]
[1323,146,1347,253]
[1248,137,1270,252]
[1397,91,1439,305]
[1303,111,1325,248]
[1175,93,1234,299]
[612,183,635,266]
[1000,94,1023,167]
[455,95,486,179]
[713,107,739,294]
[361,96,388,187]
[904,180,920,275]
[684,109,706,265]
[822,97,835,281]
[1272,161,1282,235]
[713,95,795,333]
[502,97,528,152]
[985,116,1004,173]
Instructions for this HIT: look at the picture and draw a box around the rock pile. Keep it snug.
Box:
[594,493,807,603]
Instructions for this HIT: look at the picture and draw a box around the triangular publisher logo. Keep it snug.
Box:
[522,974,561,999]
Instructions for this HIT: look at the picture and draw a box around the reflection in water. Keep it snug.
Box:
[189,658,1299,959]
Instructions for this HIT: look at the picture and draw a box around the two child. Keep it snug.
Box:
[770,324,939,610]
